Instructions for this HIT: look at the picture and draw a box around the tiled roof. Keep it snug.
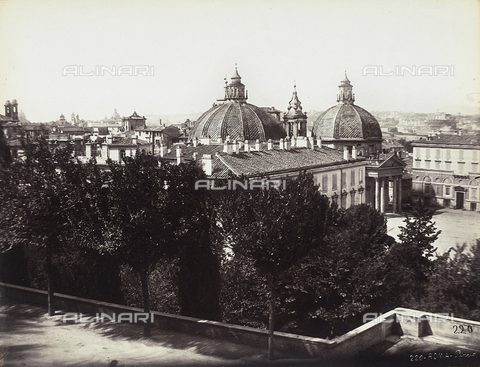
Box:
[312,103,382,141]
[189,101,286,142]
[412,134,480,146]
[59,126,85,132]
[110,137,149,146]
[210,147,353,178]
[23,124,50,131]
[163,144,224,161]
[135,126,165,132]
[382,140,405,149]
[0,117,19,123]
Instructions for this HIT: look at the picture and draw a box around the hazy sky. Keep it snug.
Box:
[0,0,479,122]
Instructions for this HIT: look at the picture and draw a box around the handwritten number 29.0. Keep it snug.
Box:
[453,324,473,334]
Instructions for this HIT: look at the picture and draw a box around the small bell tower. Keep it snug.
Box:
[283,82,307,138]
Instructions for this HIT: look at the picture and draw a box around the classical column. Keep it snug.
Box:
[380,177,386,213]
[375,177,380,210]
[392,177,398,213]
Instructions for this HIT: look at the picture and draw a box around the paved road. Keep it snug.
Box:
[386,208,480,255]
[0,298,317,367]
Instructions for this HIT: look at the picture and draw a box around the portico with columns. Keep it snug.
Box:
[365,153,406,213]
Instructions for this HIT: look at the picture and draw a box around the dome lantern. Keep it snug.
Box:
[224,64,247,102]
[337,71,355,105]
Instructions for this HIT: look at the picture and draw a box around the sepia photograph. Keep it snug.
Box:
[0,0,479,366]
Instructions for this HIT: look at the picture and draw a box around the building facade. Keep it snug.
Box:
[411,134,480,211]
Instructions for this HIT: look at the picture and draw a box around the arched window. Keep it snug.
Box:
[423,176,432,194]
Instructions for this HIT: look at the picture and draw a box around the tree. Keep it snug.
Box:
[220,172,331,360]
[0,127,12,168]
[397,138,413,153]
[77,152,178,336]
[0,136,82,316]
[282,204,395,338]
[168,162,222,321]
[387,207,441,304]
[412,240,480,321]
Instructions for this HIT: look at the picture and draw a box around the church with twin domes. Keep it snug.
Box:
[179,66,405,213]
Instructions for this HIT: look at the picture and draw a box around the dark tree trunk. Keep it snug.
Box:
[178,228,221,321]
[139,270,151,337]
[46,248,54,316]
[267,274,276,361]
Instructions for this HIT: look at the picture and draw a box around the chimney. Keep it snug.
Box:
[106,135,113,145]
[267,139,273,150]
[285,137,291,150]
[176,145,184,164]
[343,146,349,160]
[233,140,239,154]
[244,140,250,153]
[307,137,313,149]
[279,138,284,150]
[202,154,212,175]
[316,137,322,149]
[193,138,198,147]
[255,139,261,151]
[132,136,137,145]
[159,143,166,157]
[352,145,357,159]
[226,141,233,154]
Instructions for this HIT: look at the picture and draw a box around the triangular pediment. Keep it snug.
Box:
[377,153,406,168]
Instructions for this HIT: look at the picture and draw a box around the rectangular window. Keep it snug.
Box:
[351,170,355,186]
[445,186,451,196]
[342,172,346,189]
[458,163,463,173]
[332,174,337,191]
[322,175,328,192]
[459,150,464,160]
[446,162,451,171]
[471,188,478,200]
[436,185,443,196]
[425,160,430,169]
[425,148,430,159]
[446,149,451,160]
[435,161,440,170]
[359,169,363,183]
[436,149,441,160]
[424,183,431,194]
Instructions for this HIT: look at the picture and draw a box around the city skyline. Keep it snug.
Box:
[0,0,479,122]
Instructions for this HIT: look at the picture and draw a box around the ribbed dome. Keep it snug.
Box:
[189,101,286,142]
[312,103,382,141]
